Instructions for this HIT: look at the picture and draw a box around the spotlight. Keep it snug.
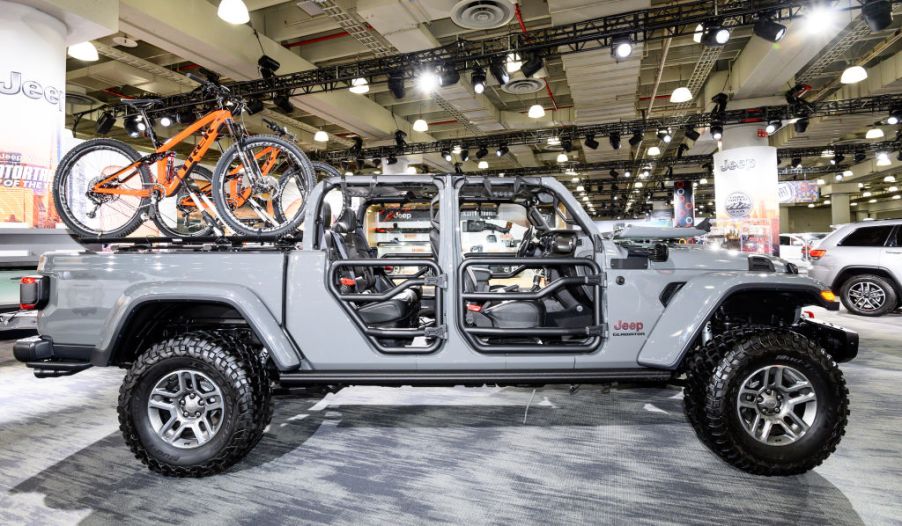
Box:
[657,128,672,143]
[765,119,782,135]
[394,130,407,148]
[711,92,729,113]
[159,115,172,127]
[611,36,633,59]
[520,54,544,78]
[177,107,197,124]
[496,144,509,157]
[388,70,406,99]
[684,125,700,141]
[460,149,469,162]
[476,144,489,159]
[351,137,364,156]
[753,17,787,42]
[95,111,115,135]
[710,122,724,141]
[610,169,619,179]
[562,137,573,152]
[831,153,845,165]
[505,52,522,73]
[273,92,293,114]
[862,0,892,32]
[700,21,731,46]
[791,157,802,168]
[442,149,452,162]
[888,108,902,125]
[628,129,644,147]
[599,132,612,150]
[124,115,142,138]
[387,154,398,165]
[257,54,280,79]
[245,97,264,115]
[677,143,690,159]
[489,60,509,86]
[416,69,440,92]
[439,64,460,87]
[794,117,810,133]
[471,67,486,94]
[854,150,867,163]
[454,162,463,174]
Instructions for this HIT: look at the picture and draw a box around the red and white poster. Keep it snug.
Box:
[713,146,780,255]
[672,180,695,227]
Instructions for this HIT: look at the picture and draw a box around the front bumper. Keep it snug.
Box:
[13,336,93,377]
[796,318,859,363]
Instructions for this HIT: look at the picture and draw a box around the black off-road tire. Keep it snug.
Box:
[683,328,849,476]
[839,274,898,317]
[118,332,265,476]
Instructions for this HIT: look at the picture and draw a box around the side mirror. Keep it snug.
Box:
[650,243,669,262]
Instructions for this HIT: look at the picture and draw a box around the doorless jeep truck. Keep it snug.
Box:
[15,175,857,477]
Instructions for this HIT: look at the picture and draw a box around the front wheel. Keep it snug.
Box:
[151,165,216,238]
[211,135,314,238]
[839,274,898,316]
[684,329,849,476]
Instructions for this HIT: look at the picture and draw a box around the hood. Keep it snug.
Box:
[664,246,796,273]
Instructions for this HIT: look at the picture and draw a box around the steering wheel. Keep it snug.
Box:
[517,226,535,257]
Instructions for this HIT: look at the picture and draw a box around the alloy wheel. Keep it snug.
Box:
[736,365,818,446]
[848,280,887,312]
[146,369,225,449]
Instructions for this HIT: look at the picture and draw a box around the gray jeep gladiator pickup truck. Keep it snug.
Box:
[15,175,857,477]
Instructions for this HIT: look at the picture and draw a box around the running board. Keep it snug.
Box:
[26,361,92,378]
[278,369,672,387]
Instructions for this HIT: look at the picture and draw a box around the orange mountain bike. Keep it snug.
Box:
[53,73,314,239]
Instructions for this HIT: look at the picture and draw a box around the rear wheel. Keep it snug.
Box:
[52,138,152,239]
[839,274,897,316]
[684,328,849,476]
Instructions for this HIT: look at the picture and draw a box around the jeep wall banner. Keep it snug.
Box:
[712,146,780,255]
[0,11,66,229]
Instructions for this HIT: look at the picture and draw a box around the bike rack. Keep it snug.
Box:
[328,258,445,354]
[458,257,604,353]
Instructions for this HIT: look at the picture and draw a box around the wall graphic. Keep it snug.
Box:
[672,180,695,227]
[778,180,820,204]
[0,6,66,228]
[713,146,780,255]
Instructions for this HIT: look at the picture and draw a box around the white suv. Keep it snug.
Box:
[809,219,902,316]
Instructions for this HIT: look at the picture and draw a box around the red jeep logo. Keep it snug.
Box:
[613,320,644,332]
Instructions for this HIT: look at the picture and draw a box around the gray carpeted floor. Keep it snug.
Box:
[1,309,900,525]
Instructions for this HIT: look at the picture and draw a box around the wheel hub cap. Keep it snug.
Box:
[147,369,225,449]
[849,281,886,311]
[736,365,818,446]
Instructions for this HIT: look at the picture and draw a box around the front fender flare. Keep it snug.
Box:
[92,281,301,371]
[637,272,835,370]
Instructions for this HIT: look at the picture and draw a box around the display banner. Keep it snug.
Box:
[777,180,820,204]
[672,180,695,227]
[713,146,780,255]
[0,4,66,228]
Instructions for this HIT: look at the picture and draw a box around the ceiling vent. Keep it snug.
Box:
[501,77,546,95]
[450,0,515,30]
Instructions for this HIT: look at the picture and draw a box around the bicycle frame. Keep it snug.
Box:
[91,109,235,199]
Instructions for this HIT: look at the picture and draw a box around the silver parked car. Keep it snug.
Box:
[809,219,902,316]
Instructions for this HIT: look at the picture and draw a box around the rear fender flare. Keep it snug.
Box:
[636,273,835,370]
[93,281,301,371]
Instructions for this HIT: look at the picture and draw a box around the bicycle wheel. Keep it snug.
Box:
[275,161,336,223]
[53,138,152,239]
[211,135,314,238]
[151,165,216,238]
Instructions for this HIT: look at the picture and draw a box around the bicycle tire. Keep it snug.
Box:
[211,135,314,238]
[52,138,152,240]
[151,165,216,238]
[275,161,339,223]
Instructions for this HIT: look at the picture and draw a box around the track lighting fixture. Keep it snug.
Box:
[753,16,787,42]
[791,157,802,168]
[711,92,729,113]
[124,115,142,138]
[476,144,489,159]
[95,111,115,135]
[460,149,469,162]
[561,137,573,152]
[657,128,672,143]
[765,119,782,135]
[177,107,197,125]
[442,149,453,162]
[245,97,264,115]
[628,129,644,147]
[416,69,440,92]
[684,125,700,141]
[258,54,280,79]
[602,132,616,150]
[489,60,509,86]
[273,92,293,114]
[521,54,544,78]
[862,0,893,32]
[454,162,463,174]
[351,137,364,156]
[394,129,407,148]
[471,67,486,94]
[496,144,509,157]
[349,77,369,94]
[854,150,867,163]
[388,70,406,99]
[794,117,810,133]
[676,143,690,159]
[888,108,902,125]
[609,169,619,179]
[831,153,845,165]
[700,21,731,46]
[387,154,398,165]
[439,64,460,87]
[159,116,172,127]
[710,122,724,140]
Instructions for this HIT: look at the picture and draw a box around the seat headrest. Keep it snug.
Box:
[333,207,357,234]
[320,202,332,230]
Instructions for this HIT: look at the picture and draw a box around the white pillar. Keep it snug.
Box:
[0,1,67,228]
[830,193,851,226]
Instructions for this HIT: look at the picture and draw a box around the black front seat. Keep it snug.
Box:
[325,207,418,327]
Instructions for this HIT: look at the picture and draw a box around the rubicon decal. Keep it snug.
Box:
[612,320,645,336]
